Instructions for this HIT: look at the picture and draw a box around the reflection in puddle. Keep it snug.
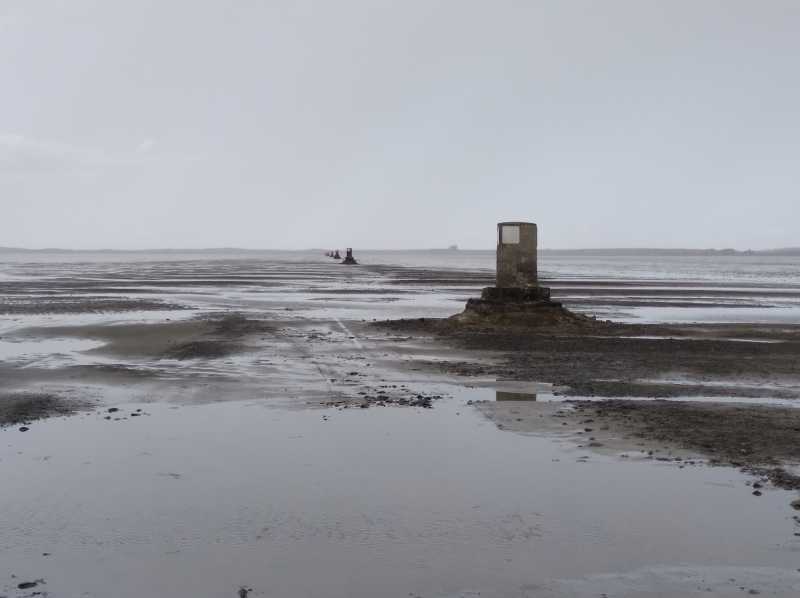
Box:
[456,383,800,409]
[495,390,538,401]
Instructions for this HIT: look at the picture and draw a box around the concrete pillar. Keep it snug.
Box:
[496,222,538,288]
[342,248,358,265]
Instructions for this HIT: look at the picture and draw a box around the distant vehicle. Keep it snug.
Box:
[448,244,459,251]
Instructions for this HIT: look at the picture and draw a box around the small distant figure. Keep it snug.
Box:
[342,248,358,265]
[333,250,341,260]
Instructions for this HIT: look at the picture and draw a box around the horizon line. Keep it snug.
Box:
[1,246,798,255]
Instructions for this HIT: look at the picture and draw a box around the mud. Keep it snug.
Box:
[161,313,276,360]
[323,384,443,409]
[572,400,800,476]
[3,254,800,597]
[378,306,800,499]
[479,398,800,490]
[0,392,91,427]
[0,296,188,315]
[17,312,275,360]
[375,316,800,399]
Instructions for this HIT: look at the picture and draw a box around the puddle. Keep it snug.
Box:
[1,397,799,597]
[447,383,800,409]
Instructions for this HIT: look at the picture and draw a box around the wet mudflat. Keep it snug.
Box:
[378,316,800,400]
[3,395,800,598]
[2,251,800,597]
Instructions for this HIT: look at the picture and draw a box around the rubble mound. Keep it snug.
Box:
[449,296,605,332]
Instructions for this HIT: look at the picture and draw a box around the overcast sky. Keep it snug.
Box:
[1,1,798,250]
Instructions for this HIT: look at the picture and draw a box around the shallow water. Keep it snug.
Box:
[2,396,799,598]
[0,337,104,364]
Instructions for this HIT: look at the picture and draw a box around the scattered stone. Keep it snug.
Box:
[747,467,800,491]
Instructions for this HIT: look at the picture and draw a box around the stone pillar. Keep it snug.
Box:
[342,248,358,265]
[496,222,538,288]
[460,220,558,318]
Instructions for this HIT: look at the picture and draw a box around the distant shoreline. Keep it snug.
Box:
[1,247,799,257]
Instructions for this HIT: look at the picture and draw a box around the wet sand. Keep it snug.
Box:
[475,398,800,488]
[375,301,800,496]
[2,254,800,597]
[376,315,800,398]
[0,392,92,428]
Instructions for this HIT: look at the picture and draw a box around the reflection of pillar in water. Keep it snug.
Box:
[495,391,538,401]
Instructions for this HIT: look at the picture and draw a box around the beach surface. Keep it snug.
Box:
[2,250,800,597]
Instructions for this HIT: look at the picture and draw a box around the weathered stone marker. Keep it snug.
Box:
[461,221,557,318]
[342,248,358,265]
[478,221,551,303]
[496,221,537,288]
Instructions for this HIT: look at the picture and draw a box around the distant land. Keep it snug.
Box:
[1,246,799,256]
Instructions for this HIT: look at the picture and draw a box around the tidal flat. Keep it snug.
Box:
[2,251,800,597]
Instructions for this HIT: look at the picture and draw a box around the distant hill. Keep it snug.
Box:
[758,247,800,256]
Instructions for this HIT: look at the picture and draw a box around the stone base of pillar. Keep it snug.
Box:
[478,286,552,303]
[451,286,599,330]
[458,285,568,320]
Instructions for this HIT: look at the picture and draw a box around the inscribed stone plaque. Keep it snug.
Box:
[502,225,520,244]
